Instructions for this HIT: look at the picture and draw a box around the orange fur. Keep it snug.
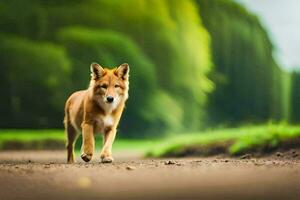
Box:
[64,63,129,163]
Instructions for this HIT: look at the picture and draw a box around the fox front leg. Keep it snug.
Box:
[100,128,116,163]
[81,122,95,162]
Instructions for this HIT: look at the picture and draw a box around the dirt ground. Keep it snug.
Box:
[0,150,299,200]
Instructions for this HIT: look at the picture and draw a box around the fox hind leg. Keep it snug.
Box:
[66,123,78,164]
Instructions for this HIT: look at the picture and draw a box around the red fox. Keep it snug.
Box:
[64,63,129,163]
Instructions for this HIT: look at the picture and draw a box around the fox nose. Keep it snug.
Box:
[106,96,114,103]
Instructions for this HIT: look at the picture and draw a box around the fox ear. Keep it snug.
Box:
[116,63,129,80]
[90,63,104,80]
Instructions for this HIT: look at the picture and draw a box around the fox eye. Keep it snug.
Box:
[115,84,120,88]
[100,84,108,89]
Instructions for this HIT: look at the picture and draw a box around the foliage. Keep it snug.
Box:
[0,0,297,139]
[58,27,183,136]
[290,71,300,122]
[0,34,71,128]
[196,0,283,124]
[0,0,212,136]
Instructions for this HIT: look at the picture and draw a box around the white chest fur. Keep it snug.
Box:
[103,114,114,127]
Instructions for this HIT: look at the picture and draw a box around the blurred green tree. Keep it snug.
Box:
[196,0,284,124]
[0,0,294,138]
[58,27,183,137]
[0,0,213,136]
[45,0,213,131]
[290,71,300,123]
[0,35,71,127]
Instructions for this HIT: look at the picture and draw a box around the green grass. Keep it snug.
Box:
[75,134,157,153]
[146,124,300,157]
[0,129,65,149]
[0,129,65,140]
[1,125,300,157]
[0,129,156,153]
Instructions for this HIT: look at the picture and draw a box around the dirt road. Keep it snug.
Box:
[0,150,299,200]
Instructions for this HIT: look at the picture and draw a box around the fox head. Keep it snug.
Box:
[89,62,129,112]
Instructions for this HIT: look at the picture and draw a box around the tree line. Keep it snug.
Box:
[0,0,298,137]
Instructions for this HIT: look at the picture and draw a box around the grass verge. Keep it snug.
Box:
[0,129,156,153]
[1,125,300,157]
[146,124,300,157]
[0,130,65,150]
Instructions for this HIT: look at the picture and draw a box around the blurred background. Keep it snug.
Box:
[0,0,299,156]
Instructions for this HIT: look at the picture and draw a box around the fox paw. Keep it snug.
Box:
[67,160,75,164]
[81,153,93,162]
[101,155,114,163]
